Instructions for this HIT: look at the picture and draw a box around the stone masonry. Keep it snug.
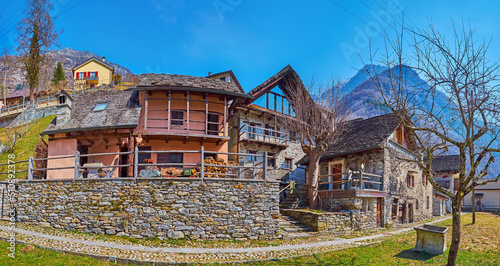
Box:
[281,209,376,232]
[14,178,281,241]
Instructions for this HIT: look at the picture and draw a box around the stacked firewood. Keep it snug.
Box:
[199,158,238,178]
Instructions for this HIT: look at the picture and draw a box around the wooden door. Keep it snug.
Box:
[330,164,343,190]
[376,198,383,227]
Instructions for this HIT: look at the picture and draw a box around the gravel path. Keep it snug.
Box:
[0,215,454,264]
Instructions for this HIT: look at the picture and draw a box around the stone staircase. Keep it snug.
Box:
[279,192,308,209]
[278,215,313,239]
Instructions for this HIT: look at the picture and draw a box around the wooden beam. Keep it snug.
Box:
[205,93,208,135]
[183,136,188,144]
[200,137,206,145]
[223,96,227,137]
[167,90,171,133]
[102,138,109,144]
[165,135,169,143]
[186,91,190,135]
[144,93,148,131]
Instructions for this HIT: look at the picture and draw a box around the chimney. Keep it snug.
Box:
[208,72,212,76]
[102,56,106,62]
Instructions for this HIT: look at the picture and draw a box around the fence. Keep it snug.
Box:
[0,97,58,117]
[318,170,383,191]
[239,123,289,145]
[0,148,272,182]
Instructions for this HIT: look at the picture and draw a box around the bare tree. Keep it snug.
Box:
[0,47,14,106]
[366,23,500,266]
[17,0,58,101]
[283,77,349,208]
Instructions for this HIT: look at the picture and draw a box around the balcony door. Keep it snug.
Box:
[208,114,219,135]
[328,161,344,190]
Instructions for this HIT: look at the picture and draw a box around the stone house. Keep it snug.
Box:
[41,73,250,179]
[228,65,306,184]
[298,113,434,228]
[431,155,460,216]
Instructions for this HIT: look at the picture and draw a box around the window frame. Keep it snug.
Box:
[170,110,184,127]
[92,101,109,112]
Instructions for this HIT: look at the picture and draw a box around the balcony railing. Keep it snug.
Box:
[75,76,99,81]
[318,170,383,191]
[239,124,289,146]
[0,97,58,118]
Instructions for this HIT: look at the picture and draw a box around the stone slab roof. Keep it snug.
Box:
[297,113,401,164]
[432,155,460,173]
[43,90,141,134]
[134,73,248,97]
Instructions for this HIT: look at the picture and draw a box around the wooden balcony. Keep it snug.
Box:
[317,171,386,198]
[143,91,229,144]
[239,123,289,149]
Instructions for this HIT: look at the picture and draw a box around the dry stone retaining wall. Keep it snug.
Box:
[14,178,280,241]
[281,209,377,232]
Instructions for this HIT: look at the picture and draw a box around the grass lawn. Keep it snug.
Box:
[0,115,55,180]
[249,212,500,265]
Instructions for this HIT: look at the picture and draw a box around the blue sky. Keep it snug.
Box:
[0,0,499,92]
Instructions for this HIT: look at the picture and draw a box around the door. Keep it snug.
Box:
[408,203,414,223]
[398,202,406,224]
[330,164,343,190]
[376,198,384,227]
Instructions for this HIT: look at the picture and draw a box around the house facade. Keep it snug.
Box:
[228,65,306,183]
[298,114,434,228]
[41,73,250,179]
[73,57,114,90]
[431,155,459,216]
[463,179,500,212]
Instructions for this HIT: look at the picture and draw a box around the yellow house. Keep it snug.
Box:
[72,57,114,90]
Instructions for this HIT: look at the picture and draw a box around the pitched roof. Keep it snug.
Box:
[475,179,500,190]
[206,70,244,93]
[72,57,114,71]
[42,90,140,134]
[247,65,302,102]
[129,73,250,98]
[297,113,402,164]
[432,155,460,173]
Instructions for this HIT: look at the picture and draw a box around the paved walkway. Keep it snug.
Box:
[0,215,454,254]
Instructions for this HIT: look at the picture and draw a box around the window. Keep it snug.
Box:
[422,172,428,186]
[248,150,257,162]
[158,153,183,164]
[171,111,183,126]
[58,95,66,104]
[282,158,292,169]
[267,153,276,167]
[416,199,419,209]
[407,171,415,187]
[77,72,85,79]
[392,199,398,218]
[92,102,109,111]
[426,196,430,209]
[207,114,219,135]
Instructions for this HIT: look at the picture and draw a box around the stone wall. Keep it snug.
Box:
[384,141,434,226]
[14,178,280,240]
[281,209,376,232]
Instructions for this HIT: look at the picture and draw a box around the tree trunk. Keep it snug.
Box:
[307,151,321,209]
[447,198,462,266]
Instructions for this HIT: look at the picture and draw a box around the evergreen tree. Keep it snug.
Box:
[51,61,65,86]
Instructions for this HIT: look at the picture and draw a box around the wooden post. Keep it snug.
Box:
[127,135,133,177]
[266,92,269,109]
[1,188,4,218]
[359,170,364,190]
[27,157,33,181]
[74,151,80,180]
[186,91,190,134]
[223,96,227,137]
[205,93,208,135]
[200,146,204,183]
[167,90,171,132]
[144,93,148,131]
[134,146,138,181]
[263,151,268,183]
